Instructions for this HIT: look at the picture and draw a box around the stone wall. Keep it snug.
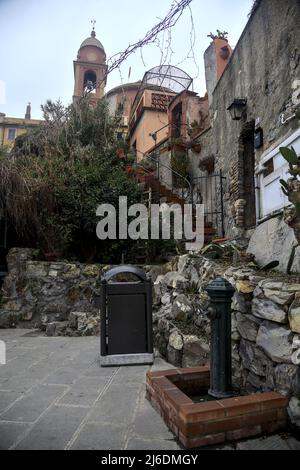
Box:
[0,248,167,336]
[196,0,300,237]
[0,248,102,336]
[153,253,300,427]
[247,215,300,273]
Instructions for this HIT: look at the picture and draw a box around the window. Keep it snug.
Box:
[256,129,300,220]
[7,128,16,141]
[172,103,183,138]
[263,158,274,177]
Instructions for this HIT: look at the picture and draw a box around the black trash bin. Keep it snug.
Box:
[100,265,153,366]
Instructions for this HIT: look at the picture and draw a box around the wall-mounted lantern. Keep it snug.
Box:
[227,99,247,121]
[254,127,264,149]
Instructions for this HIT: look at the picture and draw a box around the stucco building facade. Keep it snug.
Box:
[105,82,141,139]
[0,104,42,149]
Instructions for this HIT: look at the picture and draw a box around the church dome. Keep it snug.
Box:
[79,31,105,53]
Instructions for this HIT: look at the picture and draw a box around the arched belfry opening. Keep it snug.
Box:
[73,23,107,103]
[83,70,97,94]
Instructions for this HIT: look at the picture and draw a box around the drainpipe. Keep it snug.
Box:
[255,168,263,223]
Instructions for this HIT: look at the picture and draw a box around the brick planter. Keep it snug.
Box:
[146,366,288,449]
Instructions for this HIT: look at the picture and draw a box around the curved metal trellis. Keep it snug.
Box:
[131,64,193,116]
[143,65,193,94]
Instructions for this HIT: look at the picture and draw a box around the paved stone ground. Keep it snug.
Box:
[0,329,299,451]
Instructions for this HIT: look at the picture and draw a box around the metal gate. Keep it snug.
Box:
[192,172,226,238]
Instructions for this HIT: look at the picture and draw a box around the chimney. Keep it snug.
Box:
[25,102,31,120]
[204,38,232,107]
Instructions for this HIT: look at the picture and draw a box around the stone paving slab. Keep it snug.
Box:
[14,405,89,450]
[58,377,109,407]
[236,435,291,451]
[70,422,128,450]
[0,422,30,450]
[82,362,118,378]
[1,374,41,393]
[0,390,22,413]
[286,437,300,450]
[0,329,300,451]
[126,437,179,451]
[1,384,67,422]
[90,383,142,425]
[131,399,175,441]
[42,366,88,386]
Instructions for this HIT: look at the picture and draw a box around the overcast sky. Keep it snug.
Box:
[0,0,253,119]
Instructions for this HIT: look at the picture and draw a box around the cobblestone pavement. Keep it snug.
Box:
[0,329,299,451]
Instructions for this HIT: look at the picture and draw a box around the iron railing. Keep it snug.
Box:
[132,150,226,239]
[137,150,193,205]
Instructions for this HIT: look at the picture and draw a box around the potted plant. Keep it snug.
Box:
[198,154,215,173]
[139,157,156,173]
[188,120,203,141]
[171,149,190,188]
[191,141,202,153]
[280,146,300,243]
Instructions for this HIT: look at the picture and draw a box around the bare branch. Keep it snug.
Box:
[99,0,193,87]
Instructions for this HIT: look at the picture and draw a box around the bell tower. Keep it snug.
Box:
[73,20,107,104]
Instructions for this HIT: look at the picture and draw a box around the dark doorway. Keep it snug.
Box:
[240,122,256,228]
[172,102,183,138]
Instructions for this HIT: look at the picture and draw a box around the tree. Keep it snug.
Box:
[0,96,141,262]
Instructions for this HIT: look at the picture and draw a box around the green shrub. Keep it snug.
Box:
[0,97,141,261]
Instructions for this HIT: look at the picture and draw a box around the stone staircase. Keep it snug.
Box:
[137,172,216,244]
[133,170,216,263]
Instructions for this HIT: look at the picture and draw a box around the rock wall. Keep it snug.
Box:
[0,248,167,337]
[153,254,224,368]
[0,248,102,336]
[153,253,300,427]
[225,267,300,397]
[247,216,300,273]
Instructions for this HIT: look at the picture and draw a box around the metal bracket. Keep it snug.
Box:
[280,112,296,125]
